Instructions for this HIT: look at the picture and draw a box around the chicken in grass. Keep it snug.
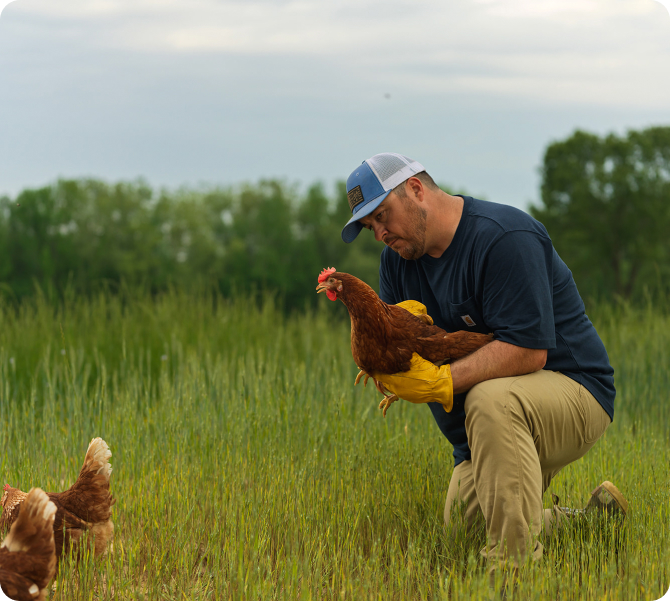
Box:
[0,488,57,601]
[1,438,115,566]
[316,267,493,414]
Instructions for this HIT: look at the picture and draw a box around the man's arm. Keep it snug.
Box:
[450,340,547,395]
[368,342,547,415]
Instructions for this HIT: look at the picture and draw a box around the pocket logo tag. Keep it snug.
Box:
[461,315,476,327]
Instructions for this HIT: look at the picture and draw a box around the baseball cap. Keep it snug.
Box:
[341,152,425,243]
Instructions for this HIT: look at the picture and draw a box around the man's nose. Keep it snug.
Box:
[373,224,386,242]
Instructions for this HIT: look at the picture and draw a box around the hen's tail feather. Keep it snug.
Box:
[65,438,116,524]
[82,438,113,481]
[0,488,57,600]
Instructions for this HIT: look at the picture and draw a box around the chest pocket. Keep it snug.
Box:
[445,296,489,335]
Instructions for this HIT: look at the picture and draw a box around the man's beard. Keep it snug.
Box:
[391,196,427,261]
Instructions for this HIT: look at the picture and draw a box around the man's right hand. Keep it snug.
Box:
[370,352,454,414]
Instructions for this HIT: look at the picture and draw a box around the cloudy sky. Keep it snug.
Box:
[0,0,669,209]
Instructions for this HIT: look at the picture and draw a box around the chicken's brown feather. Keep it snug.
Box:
[0,488,56,601]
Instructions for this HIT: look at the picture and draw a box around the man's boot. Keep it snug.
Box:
[584,481,628,517]
[547,481,628,530]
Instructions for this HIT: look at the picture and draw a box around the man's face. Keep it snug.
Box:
[359,190,427,261]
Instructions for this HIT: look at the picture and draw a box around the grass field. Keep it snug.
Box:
[0,290,668,600]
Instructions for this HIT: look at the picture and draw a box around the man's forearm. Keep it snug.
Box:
[450,340,547,395]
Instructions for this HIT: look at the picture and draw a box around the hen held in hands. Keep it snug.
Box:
[316,267,492,415]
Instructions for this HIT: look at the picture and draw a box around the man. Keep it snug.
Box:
[341,152,626,581]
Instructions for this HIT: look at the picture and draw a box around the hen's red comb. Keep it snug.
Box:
[318,267,336,283]
[3,484,10,491]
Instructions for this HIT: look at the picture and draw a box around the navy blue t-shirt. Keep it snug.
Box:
[379,196,615,466]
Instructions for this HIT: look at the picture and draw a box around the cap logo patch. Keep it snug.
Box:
[347,185,365,212]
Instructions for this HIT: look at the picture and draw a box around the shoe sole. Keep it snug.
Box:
[588,480,629,516]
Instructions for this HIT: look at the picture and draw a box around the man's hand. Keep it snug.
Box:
[395,299,434,324]
[368,353,454,415]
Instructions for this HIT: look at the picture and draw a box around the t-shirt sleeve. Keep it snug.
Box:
[482,231,556,349]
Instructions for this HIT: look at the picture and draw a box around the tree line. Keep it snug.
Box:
[0,178,384,308]
[1,125,668,308]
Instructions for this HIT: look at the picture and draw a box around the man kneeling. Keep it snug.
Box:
[340,152,626,583]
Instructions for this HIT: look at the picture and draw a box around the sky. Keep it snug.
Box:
[0,0,669,210]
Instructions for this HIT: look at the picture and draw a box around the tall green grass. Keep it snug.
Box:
[0,290,667,600]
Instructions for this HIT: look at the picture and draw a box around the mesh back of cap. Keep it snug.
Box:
[367,153,424,191]
[368,154,408,182]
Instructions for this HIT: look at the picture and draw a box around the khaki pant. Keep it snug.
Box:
[444,370,611,573]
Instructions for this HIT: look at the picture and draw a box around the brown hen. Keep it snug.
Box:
[0,488,57,601]
[316,267,493,412]
[1,438,115,567]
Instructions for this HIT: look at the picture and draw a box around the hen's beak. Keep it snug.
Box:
[316,282,328,293]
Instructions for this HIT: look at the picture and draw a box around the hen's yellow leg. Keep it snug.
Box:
[378,393,399,417]
[354,369,370,387]
[355,369,399,417]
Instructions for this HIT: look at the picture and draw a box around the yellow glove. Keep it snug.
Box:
[371,353,454,414]
[395,300,434,325]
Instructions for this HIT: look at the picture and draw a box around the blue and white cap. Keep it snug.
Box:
[342,152,425,243]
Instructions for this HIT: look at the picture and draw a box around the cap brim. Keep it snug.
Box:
[341,191,390,243]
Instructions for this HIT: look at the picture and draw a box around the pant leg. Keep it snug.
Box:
[444,460,485,542]
[462,370,610,572]
[540,385,611,533]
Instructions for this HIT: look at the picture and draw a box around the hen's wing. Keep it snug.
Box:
[415,329,494,363]
[351,305,416,375]
[49,501,93,560]
[386,305,493,366]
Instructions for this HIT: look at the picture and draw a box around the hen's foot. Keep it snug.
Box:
[354,369,370,387]
[378,394,398,417]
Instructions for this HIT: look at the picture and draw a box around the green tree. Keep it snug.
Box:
[220,180,300,303]
[2,178,162,297]
[151,186,231,289]
[530,126,670,300]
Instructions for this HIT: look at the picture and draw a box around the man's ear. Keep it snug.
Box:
[406,177,424,201]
